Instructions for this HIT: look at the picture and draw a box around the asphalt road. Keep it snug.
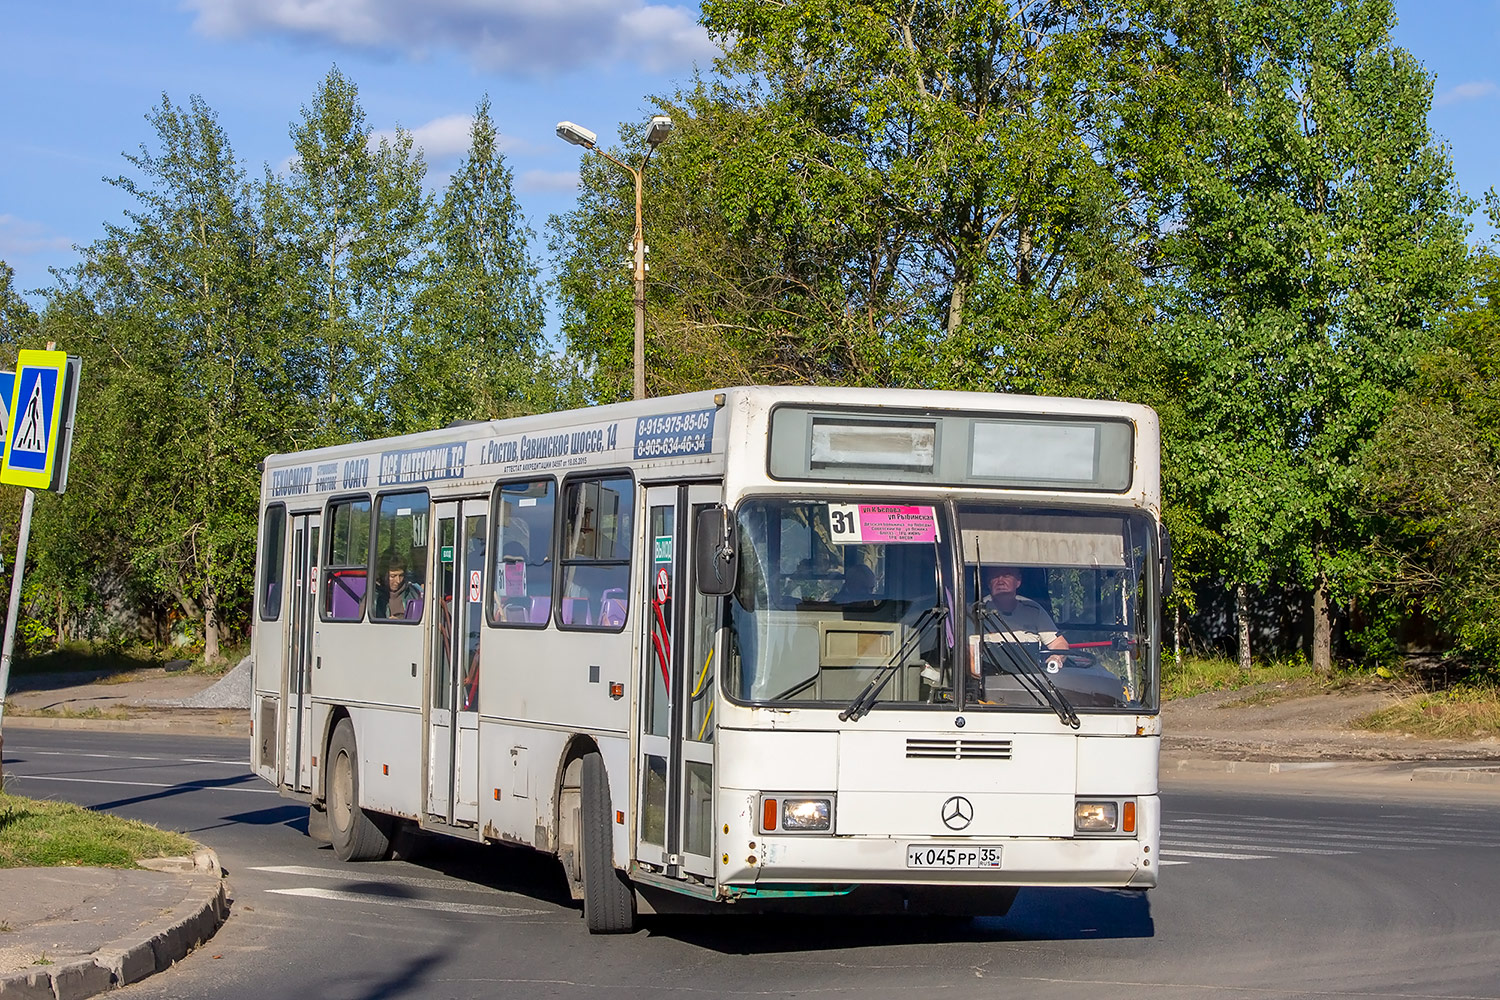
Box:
[5,728,1500,1000]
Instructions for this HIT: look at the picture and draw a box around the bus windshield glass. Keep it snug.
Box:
[957,504,1157,715]
[723,499,1158,715]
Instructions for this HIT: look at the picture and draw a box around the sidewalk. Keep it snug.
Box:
[0,851,228,999]
[2,667,1498,998]
[2,666,244,998]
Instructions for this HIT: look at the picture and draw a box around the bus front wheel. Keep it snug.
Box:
[580,752,637,933]
[327,718,393,862]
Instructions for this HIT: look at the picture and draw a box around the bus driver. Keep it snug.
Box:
[980,566,1070,663]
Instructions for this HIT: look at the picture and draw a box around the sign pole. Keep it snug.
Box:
[0,345,77,792]
[0,487,37,792]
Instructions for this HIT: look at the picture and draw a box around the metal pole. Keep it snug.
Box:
[0,487,37,792]
[632,165,646,401]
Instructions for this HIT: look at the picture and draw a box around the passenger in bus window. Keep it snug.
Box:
[376,555,424,620]
[979,566,1069,660]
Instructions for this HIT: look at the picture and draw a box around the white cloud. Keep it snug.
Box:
[1435,80,1498,107]
[0,215,72,258]
[185,0,716,77]
[518,169,581,193]
[372,114,475,160]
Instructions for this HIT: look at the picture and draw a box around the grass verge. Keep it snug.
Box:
[2,702,135,721]
[1352,682,1500,740]
[14,639,247,679]
[0,792,194,868]
[1162,655,1322,702]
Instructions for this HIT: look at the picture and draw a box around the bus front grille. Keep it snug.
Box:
[905,738,1012,760]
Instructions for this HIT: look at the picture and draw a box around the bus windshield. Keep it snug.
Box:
[724,498,1158,716]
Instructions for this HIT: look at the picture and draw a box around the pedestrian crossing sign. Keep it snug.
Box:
[0,371,13,467]
[0,349,79,492]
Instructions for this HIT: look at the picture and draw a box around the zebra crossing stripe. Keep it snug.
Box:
[1160,849,1273,860]
[1164,839,1354,855]
[268,887,543,916]
[251,864,504,894]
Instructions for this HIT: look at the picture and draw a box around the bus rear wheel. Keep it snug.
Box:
[580,752,637,933]
[327,718,393,862]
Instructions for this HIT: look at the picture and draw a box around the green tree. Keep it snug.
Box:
[275,66,431,440]
[403,97,554,426]
[43,93,298,660]
[1363,203,1500,666]
[552,2,1167,398]
[0,262,39,351]
[703,0,1167,389]
[1156,0,1470,668]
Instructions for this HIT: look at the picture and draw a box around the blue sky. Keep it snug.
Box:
[3,1,1497,317]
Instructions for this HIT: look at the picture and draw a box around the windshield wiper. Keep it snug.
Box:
[840,605,947,723]
[975,605,1080,729]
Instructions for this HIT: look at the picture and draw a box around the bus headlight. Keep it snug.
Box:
[1075,800,1119,833]
[1074,798,1137,836]
[760,795,834,833]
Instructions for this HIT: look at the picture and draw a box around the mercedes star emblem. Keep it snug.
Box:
[941,795,974,831]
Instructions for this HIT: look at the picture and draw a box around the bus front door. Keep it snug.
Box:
[283,512,318,793]
[638,484,720,881]
[426,500,487,827]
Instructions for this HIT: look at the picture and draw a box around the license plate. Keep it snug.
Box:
[905,844,1003,869]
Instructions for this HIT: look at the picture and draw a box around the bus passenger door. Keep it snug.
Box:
[638,484,720,881]
[283,513,318,793]
[427,499,486,827]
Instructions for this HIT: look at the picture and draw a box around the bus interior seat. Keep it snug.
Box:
[500,595,550,624]
[561,597,593,626]
[328,570,366,618]
[404,596,424,621]
[599,589,627,626]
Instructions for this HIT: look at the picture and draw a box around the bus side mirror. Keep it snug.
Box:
[695,505,738,596]
[1159,523,1174,601]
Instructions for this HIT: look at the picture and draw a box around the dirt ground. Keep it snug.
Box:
[5,668,1500,762]
[1161,680,1500,761]
[2,668,241,733]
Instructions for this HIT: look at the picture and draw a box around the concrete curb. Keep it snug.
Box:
[1410,764,1500,785]
[0,849,229,1000]
[2,715,248,739]
[1164,756,1500,785]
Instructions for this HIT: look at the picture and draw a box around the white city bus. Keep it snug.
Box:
[251,386,1166,932]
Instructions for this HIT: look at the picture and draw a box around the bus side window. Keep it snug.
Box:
[371,490,429,623]
[490,478,555,627]
[323,496,372,621]
[259,504,286,621]
[559,475,634,632]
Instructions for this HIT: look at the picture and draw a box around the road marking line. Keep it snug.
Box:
[16,749,245,766]
[5,774,278,793]
[1160,849,1273,860]
[267,887,543,916]
[1164,831,1436,851]
[251,865,504,894]
[1174,815,1498,839]
[1164,839,1354,855]
[1157,859,1192,865]
[1174,830,1500,849]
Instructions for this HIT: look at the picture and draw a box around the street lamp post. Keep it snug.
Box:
[557,116,673,401]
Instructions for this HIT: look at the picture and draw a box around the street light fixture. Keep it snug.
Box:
[557,116,674,401]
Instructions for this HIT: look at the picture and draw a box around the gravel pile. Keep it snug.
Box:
[176,655,253,709]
